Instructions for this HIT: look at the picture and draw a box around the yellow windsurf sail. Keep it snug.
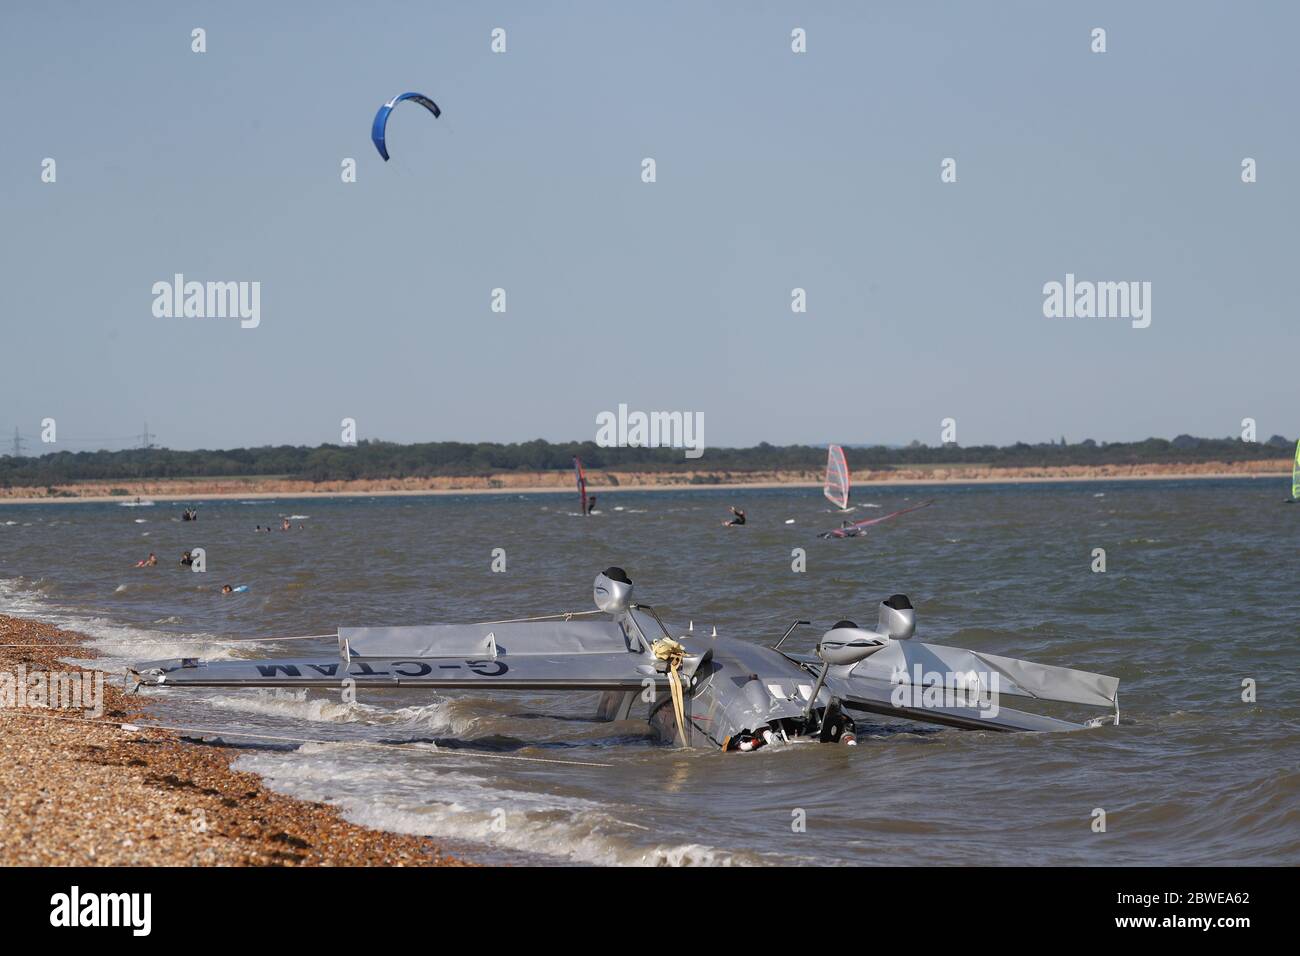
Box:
[1293,440,1299,499]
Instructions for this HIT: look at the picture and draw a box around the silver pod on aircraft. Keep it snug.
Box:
[130,568,1120,752]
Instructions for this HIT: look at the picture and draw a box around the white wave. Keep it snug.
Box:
[233,749,757,866]
[0,580,242,664]
[201,690,474,735]
[383,701,477,735]
[204,689,373,724]
[86,630,241,663]
[0,578,52,617]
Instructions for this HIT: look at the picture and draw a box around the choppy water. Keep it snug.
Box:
[2,481,1297,865]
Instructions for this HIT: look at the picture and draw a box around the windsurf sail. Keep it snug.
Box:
[574,457,588,514]
[1293,440,1299,499]
[824,444,850,510]
[818,500,934,538]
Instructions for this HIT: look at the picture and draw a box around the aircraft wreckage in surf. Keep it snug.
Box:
[130,568,1120,752]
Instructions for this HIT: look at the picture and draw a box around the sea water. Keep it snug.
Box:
[2,481,1296,865]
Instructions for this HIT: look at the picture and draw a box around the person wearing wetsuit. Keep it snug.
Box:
[723,506,746,526]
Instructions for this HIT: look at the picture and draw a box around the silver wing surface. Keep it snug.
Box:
[132,619,664,692]
[816,639,1119,732]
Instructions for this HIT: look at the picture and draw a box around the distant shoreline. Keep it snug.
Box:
[0,459,1288,505]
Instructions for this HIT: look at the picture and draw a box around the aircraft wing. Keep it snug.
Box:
[820,639,1119,733]
[132,620,664,692]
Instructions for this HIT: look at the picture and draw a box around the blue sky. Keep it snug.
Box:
[1,1,1296,452]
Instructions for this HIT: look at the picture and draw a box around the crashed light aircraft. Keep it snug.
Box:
[130,568,1120,752]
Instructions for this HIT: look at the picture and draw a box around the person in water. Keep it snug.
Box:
[180,550,193,567]
[221,584,234,594]
[722,506,746,526]
[281,518,291,531]
[136,552,158,567]
[586,495,598,515]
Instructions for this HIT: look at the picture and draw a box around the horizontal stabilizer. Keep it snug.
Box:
[970,649,1118,708]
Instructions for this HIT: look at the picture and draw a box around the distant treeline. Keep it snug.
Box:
[0,434,1292,489]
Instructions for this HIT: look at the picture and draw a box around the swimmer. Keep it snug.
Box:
[281,518,291,531]
[135,552,158,567]
[180,550,194,567]
[722,507,746,527]
[221,584,233,594]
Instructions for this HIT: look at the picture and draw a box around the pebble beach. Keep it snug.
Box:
[0,615,472,867]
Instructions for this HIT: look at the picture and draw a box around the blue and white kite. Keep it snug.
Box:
[371,92,441,161]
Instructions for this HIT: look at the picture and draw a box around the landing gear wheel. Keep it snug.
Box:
[818,699,854,743]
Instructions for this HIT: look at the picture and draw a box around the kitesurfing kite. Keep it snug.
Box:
[371,92,441,161]
[818,500,935,539]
